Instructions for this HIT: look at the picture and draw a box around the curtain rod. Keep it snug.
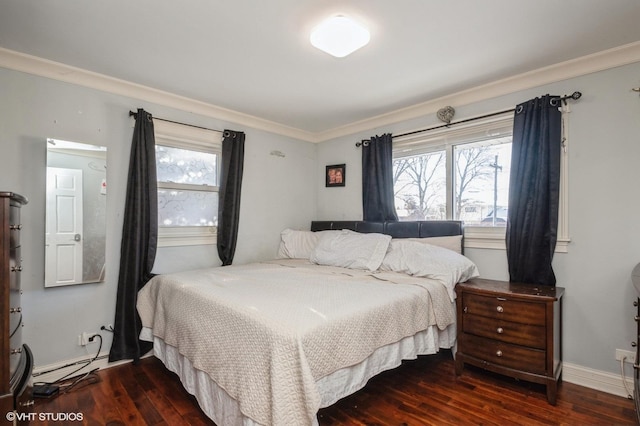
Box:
[128,110,223,133]
[355,91,582,147]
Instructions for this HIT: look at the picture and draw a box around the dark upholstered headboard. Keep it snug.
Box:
[310,220,463,239]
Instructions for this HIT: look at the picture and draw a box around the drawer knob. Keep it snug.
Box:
[11,265,23,272]
[9,307,21,314]
[10,347,22,355]
[632,341,637,348]
[496,350,503,357]
[496,305,504,313]
[496,327,504,334]
[463,306,468,313]
[635,300,639,307]
[10,224,22,230]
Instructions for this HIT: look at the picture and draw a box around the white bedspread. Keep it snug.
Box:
[137,259,455,426]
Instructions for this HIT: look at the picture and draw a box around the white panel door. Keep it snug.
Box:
[45,167,83,287]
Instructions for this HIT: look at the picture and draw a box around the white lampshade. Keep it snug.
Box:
[310,15,370,58]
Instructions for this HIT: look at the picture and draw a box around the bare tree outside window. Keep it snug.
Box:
[393,137,511,225]
[454,139,511,226]
[454,146,496,219]
[393,151,446,220]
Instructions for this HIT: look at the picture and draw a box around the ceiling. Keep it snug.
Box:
[1,0,640,137]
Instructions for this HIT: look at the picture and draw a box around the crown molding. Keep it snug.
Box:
[1,41,640,144]
[315,40,640,142]
[0,47,316,142]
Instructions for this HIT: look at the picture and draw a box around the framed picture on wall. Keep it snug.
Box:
[325,164,346,187]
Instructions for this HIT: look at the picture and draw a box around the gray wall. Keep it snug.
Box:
[2,59,640,379]
[0,67,317,366]
[316,61,640,375]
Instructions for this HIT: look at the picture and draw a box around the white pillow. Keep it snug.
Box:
[380,239,479,300]
[310,230,392,271]
[404,235,463,254]
[277,229,331,259]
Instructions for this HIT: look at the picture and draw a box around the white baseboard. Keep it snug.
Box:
[563,362,634,399]
[31,351,151,385]
[32,354,633,402]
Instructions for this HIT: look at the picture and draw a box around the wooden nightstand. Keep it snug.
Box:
[455,278,564,405]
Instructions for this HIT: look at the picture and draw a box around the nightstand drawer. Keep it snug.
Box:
[460,333,547,375]
[463,292,546,325]
[462,313,546,349]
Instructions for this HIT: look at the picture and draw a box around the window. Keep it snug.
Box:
[392,112,569,251]
[453,137,511,227]
[154,119,222,247]
[393,150,446,220]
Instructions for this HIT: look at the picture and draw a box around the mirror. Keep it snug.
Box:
[45,138,107,287]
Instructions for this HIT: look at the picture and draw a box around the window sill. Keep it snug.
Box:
[464,226,569,253]
[158,226,217,247]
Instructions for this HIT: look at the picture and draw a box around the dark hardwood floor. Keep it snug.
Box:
[34,351,637,425]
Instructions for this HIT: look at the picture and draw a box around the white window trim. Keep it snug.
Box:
[394,110,570,252]
[157,226,218,247]
[154,119,222,247]
[463,227,570,253]
[556,104,571,253]
[157,181,219,193]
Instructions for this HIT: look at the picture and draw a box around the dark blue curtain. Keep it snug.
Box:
[109,108,158,362]
[362,133,398,221]
[217,130,245,266]
[506,95,562,286]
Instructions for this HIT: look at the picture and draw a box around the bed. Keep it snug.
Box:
[137,220,477,426]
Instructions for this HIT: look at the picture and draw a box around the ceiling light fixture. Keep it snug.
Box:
[310,15,370,58]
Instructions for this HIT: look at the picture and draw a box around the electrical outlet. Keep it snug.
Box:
[615,349,635,363]
[78,331,99,346]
